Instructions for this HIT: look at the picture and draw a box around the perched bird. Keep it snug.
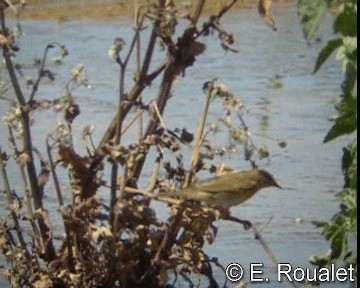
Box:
[168,169,281,209]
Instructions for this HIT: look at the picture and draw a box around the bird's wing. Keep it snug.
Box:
[192,172,258,194]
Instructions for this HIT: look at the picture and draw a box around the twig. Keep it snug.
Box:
[120,103,149,136]
[124,186,181,206]
[237,110,257,168]
[7,125,41,245]
[29,42,59,102]
[0,146,31,261]
[134,0,144,140]
[1,9,56,261]
[147,155,161,194]
[224,215,278,262]
[1,11,24,106]
[197,0,238,38]
[208,257,228,288]
[46,137,75,272]
[96,26,160,151]
[192,0,206,25]
[184,84,212,188]
[91,18,162,206]
[225,215,299,288]
[153,203,185,269]
[110,20,145,219]
[153,100,167,129]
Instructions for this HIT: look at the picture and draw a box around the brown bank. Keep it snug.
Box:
[8,0,294,22]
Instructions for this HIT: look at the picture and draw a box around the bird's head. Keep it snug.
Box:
[258,169,281,189]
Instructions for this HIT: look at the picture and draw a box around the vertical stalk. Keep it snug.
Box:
[135,0,143,139]
[0,146,31,261]
[96,25,158,151]
[7,125,41,245]
[1,9,56,261]
[46,139,75,271]
[130,61,176,182]
[184,88,212,188]
[192,0,206,25]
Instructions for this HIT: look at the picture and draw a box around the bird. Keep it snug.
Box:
[165,169,281,209]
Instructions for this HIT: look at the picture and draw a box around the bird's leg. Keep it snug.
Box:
[219,208,252,230]
[225,215,252,230]
[210,223,218,238]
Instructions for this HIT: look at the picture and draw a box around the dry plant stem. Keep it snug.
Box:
[225,215,277,258]
[29,43,52,102]
[197,0,238,38]
[124,186,181,205]
[0,146,31,261]
[130,61,176,182]
[208,257,229,287]
[148,155,161,194]
[120,105,148,136]
[143,153,161,206]
[184,86,212,188]
[0,12,23,105]
[237,111,257,168]
[110,16,145,219]
[192,0,207,24]
[135,0,144,139]
[7,125,41,243]
[84,26,160,202]
[130,0,236,184]
[97,22,159,150]
[19,167,41,244]
[153,100,167,128]
[46,140,64,207]
[118,166,128,202]
[46,139,75,271]
[251,225,279,266]
[105,1,169,188]
[153,204,185,267]
[1,10,56,261]
[226,215,299,288]
[215,0,238,18]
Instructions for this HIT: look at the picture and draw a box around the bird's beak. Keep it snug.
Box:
[274,182,282,189]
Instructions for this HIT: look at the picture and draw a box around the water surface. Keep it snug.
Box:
[0,5,354,287]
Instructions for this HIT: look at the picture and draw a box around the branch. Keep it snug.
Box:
[0,146,31,261]
[225,215,299,288]
[29,43,62,102]
[184,84,212,188]
[1,10,56,261]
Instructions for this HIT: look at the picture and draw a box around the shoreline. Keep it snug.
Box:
[5,0,295,22]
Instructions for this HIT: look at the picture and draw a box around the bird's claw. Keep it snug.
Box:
[243,220,252,230]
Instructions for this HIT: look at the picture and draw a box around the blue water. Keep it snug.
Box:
[0,4,355,288]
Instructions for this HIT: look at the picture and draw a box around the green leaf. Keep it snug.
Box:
[312,220,328,228]
[342,142,357,189]
[342,64,357,95]
[323,115,356,142]
[301,0,357,271]
[313,38,343,73]
[323,95,357,142]
[333,2,357,37]
[297,0,338,40]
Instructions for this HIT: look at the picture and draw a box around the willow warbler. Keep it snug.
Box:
[170,169,281,209]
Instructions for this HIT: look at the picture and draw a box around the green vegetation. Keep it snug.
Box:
[298,0,357,270]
